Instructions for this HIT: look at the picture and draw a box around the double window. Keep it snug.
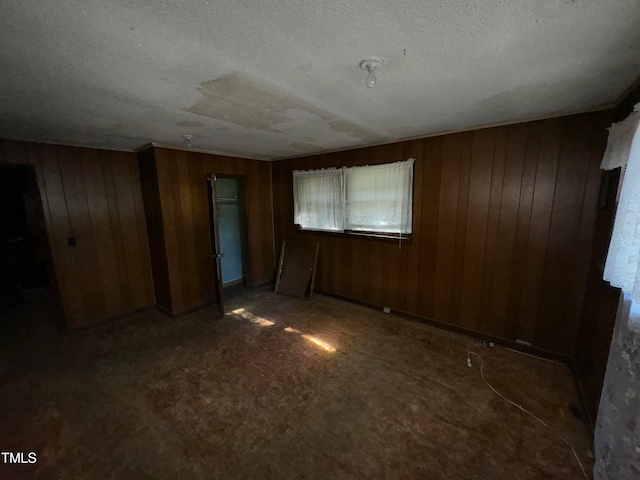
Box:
[293,159,414,235]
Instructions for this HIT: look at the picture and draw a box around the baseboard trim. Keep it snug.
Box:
[249,280,275,291]
[567,359,596,436]
[70,304,156,331]
[223,278,245,288]
[315,289,600,433]
[315,290,573,365]
[156,300,218,318]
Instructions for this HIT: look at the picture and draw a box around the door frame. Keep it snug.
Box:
[206,174,253,312]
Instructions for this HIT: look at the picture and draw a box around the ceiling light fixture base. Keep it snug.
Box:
[359,56,385,71]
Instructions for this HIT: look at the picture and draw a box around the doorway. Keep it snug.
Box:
[0,165,62,330]
[207,174,251,316]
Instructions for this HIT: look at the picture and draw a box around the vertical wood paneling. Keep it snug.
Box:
[111,154,150,311]
[129,155,155,306]
[488,123,527,336]
[271,111,611,355]
[434,134,463,322]
[59,151,105,324]
[104,153,134,312]
[417,137,442,318]
[260,161,274,282]
[459,128,495,331]
[140,147,275,315]
[536,116,593,355]
[449,132,474,326]
[517,119,561,342]
[82,152,122,318]
[0,139,154,328]
[176,151,198,308]
[188,154,214,303]
[478,127,508,334]
[245,159,264,287]
[505,121,541,341]
[39,146,87,323]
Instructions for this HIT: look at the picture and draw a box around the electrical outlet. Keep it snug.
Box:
[383,307,391,314]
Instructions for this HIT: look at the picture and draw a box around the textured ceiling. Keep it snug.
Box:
[1,0,639,160]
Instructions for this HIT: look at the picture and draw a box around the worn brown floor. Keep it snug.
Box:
[0,286,593,479]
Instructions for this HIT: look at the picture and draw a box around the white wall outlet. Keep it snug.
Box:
[383,307,391,314]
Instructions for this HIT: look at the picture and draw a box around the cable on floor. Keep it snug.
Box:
[466,351,589,480]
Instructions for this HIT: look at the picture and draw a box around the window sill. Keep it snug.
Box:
[296,226,413,244]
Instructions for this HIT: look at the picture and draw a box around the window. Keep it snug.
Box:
[293,159,414,235]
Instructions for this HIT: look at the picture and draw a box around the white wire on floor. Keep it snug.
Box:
[466,351,589,480]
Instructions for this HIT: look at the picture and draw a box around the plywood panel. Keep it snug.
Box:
[271,111,611,355]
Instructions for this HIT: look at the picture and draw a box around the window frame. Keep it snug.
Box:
[293,159,415,241]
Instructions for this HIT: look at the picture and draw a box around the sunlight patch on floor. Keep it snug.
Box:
[285,326,336,352]
[229,308,275,327]
[301,334,336,352]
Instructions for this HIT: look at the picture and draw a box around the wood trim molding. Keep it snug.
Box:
[316,289,573,364]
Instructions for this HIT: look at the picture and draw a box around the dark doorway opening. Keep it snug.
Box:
[0,165,62,330]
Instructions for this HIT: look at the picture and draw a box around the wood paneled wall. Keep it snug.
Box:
[272,111,613,356]
[0,139,155,327]
[139,147,275,315]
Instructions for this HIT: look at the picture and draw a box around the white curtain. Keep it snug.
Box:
[595,103,640,480]
[602,105,640,305]
[293,168,343,231]
[594,293,640,480]
[345,159,414,233]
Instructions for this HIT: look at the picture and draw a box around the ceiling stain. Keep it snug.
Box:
[290,141,322,151]
[185,71,385,144]
[185,71,330,131]
[328,119,386,144]
[175,120,204,128]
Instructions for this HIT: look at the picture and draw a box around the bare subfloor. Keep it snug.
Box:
[1,287,593,479]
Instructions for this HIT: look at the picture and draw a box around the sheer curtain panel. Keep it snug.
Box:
[345,159,414,234]
[601,105,640,304]
[595,103,640,480]
[293,168,343,231]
